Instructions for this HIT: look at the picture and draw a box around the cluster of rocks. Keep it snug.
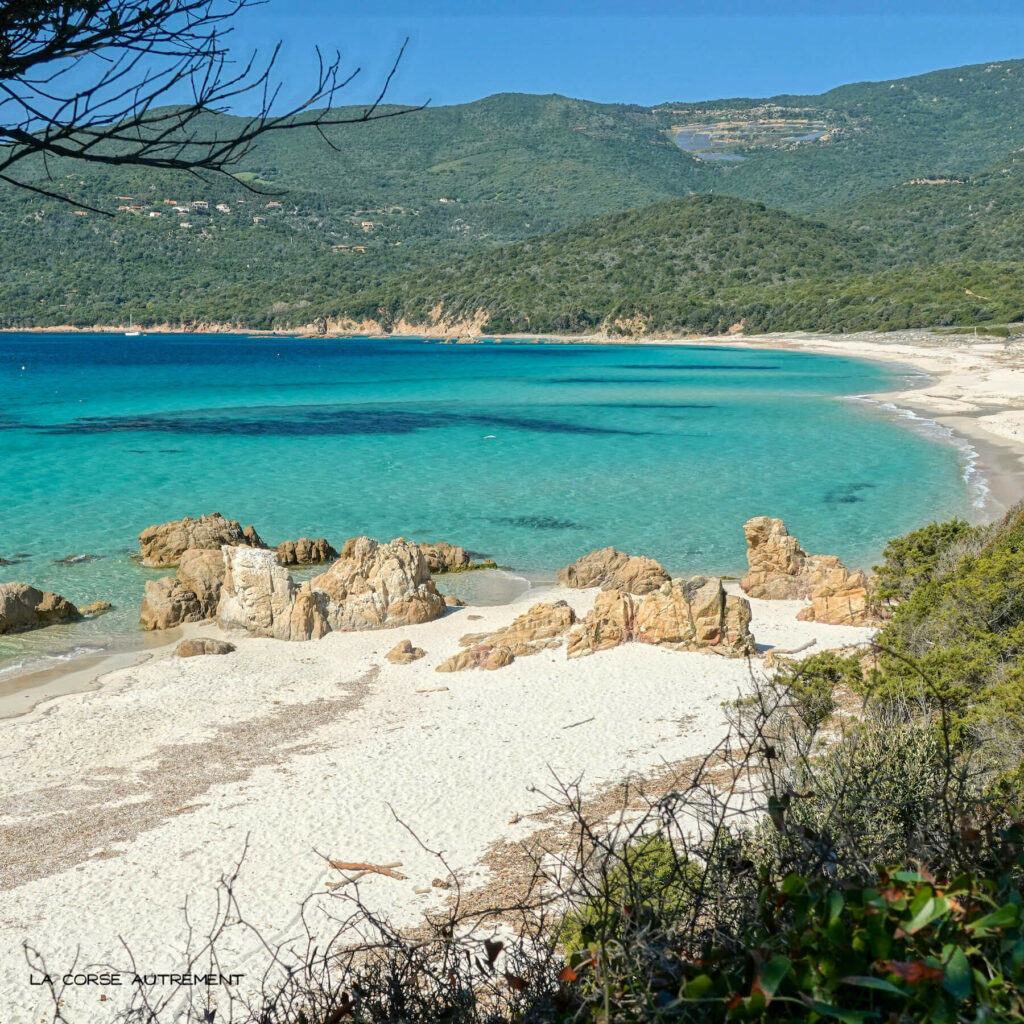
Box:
[137,514,475,635]
[739,517,875,626]
[1,511,877,648]
[436,548,755,673]
[418,541,497,574]
[216,537,448,641]
[139,512,339,572]
[276,537,338,566]
[566,577,753,658]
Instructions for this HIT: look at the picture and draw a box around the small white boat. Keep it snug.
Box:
[124,313,140,337]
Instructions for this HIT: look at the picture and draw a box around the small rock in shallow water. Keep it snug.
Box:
[176,638,236,658]
[54,553,100,565]
[80,601,112,617]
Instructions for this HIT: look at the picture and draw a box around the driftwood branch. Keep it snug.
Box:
[768,639,817,657]
[329,860,407,880]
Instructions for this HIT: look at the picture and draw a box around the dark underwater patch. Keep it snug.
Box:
[41,406,654,438]
[576,402,715,410]
[40,407,445,437]
[469,413,654,436]
[616,363,780,371]
[546,377,670,385]
[823,482,876,505]
[495,516,586,531]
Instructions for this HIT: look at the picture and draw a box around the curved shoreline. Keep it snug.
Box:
[1,328,1013,712]
[0,579,876,1022]
[689,330,1024,514]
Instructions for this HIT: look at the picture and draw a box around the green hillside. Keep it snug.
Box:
[343,194,1024,336]
[687,59,1024,213]
[5,58,1024,330]
[345,194,872,334]
[831,152,1024,264]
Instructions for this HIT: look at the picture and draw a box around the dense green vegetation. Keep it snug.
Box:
[349,197,1024,335]
[6,58,1024,332]
[870,504,1024,741]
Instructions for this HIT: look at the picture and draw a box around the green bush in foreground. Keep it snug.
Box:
[776,651,861,730]
[557,860,1024,1023]
[874,504,1024,738]
[560,835,701,956]
[872,517,985,604]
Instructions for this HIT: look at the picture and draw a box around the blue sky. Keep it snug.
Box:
[229,0,1024,111]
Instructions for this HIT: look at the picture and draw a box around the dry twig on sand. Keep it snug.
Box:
[329,860,407,880]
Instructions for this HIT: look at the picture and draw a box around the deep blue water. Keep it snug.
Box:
[0,333,978,673]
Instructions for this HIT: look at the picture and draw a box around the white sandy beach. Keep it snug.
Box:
[0,580,872,1023]
[4,327,1024,1022]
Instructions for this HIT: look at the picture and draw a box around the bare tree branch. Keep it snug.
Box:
[0,2,428,211]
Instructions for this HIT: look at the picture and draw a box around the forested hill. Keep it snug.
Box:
[680,58,1024,213]
[344,193,1024,337]
[348,195,873,334]
[4,58,1024,331]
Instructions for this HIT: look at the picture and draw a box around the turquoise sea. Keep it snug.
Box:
[0,332,982,676]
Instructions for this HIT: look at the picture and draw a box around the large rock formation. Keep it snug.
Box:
[312,536,448,632]
[567,577,754,658]
[795,566,873,628]
[0,583,81,634]
[436,600,576,672]
[217,537,447,641]
[216,547,309,640]
[558,547,671,595]
[139,548,226,630]
[138,513,265,567]
[276,538,338,566]
[739,517,874,626]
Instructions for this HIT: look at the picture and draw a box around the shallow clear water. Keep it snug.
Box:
[0,333,977,673]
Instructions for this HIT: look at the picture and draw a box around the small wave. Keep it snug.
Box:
[0,645,106,679]
[849,396,989,510]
